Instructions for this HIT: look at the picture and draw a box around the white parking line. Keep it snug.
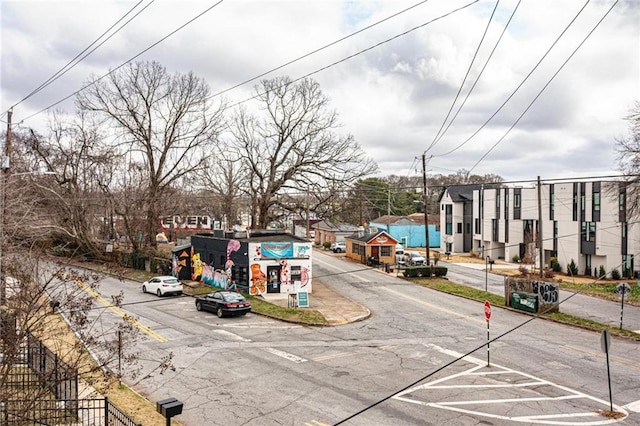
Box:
[263,347,308,363]
[623,400,640,413]
[393,343,629,425]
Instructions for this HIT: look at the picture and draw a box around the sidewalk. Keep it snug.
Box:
[262,280,371,325]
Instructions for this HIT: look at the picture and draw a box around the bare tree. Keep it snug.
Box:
[230,76,377,229]
[615,101,640,219]
[195,151,246,230]
[0,250,167,423]
[76,60,226,249]
[10,112,113,258]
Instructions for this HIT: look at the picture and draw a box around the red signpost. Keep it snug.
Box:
[484,301,491,366]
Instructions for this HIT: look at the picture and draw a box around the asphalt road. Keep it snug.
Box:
[81,251,640,425]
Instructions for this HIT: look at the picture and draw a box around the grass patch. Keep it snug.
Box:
[248,296,327,325]
[557,281,640,304]
[411,277,505,306]
[544,311,640,340]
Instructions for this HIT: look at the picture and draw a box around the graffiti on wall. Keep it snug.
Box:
[506,277,559,313]
[531,280,559,304]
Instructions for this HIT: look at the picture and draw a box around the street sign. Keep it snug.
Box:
[484,300,491,321]
[617,282,631,296]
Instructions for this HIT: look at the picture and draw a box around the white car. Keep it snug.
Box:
[142,276,183,297]
[395,244,405,255]
[331,241,347,253]
[405,251,426,266]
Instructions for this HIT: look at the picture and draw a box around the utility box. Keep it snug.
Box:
[157,397,183,418]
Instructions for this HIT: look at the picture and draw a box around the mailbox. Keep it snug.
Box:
[157,397,183,419]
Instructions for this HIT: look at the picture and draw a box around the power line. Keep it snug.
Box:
[228,1,479,109]
[427,0,522,152]
[6,0,152,113]
[468,0,619,174]
[433,0,594,159]
[210,0,432,99]
[427,0,502,152]
[20,0,225,124]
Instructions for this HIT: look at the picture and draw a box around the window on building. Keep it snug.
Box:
[505,219,509,243]
[581,221,596,242]
[619,192,625,212]
[457,223,462,234]
[573,183,578,221]
[291,266,301,282]
[381,246,391,256]
[492,219,498,241]
[445,204,453,235]
[474,218,479,234]
[549,184,555,220]
[593,192,600,211]
[514,193,520,208]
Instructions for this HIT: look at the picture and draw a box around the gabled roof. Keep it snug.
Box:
[371,213,438,226]
[346,230,398,245]
[440,184,500,203]
[312,220,359,232]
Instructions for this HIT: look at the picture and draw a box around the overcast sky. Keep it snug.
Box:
[2,0,638,183]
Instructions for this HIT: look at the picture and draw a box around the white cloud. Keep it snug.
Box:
[1,0,637,183]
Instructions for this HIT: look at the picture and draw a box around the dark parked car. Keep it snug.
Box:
[195,291,252,318]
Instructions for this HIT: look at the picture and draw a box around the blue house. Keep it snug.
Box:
[370,213,440,248]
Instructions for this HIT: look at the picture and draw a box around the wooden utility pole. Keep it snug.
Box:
[0,109,11,305]
[422,154,430,263]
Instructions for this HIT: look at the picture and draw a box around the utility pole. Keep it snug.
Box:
[387,186,391,232]
[0,109,11,305]
[422,154,430,263]
[480,183,484,259]
[305,184,310,239]
[537,176,543,277]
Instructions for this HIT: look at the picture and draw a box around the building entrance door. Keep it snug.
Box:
[267,266,280,293]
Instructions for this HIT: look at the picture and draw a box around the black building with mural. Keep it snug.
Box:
[174,230,313,295]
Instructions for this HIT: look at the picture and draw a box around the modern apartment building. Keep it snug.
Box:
[440,181,639,278]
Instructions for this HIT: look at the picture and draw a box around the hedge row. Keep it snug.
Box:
[403,266,448,278]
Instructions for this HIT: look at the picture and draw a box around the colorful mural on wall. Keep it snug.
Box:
[191,240,242,290]
[172,247,190,277]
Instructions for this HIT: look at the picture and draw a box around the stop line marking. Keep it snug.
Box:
[393,343,629,425]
